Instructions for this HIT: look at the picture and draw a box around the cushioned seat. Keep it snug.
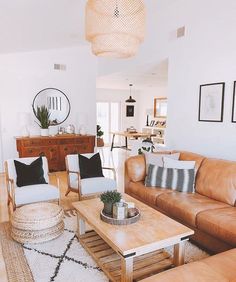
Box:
[128,181,171,206]
[70,177,116,195]
[197,207,236,246]
[156,192,228,227]
[15,184,60,206]
[141,249,236,282]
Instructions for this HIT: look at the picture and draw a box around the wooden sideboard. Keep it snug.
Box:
[16,135,95,172]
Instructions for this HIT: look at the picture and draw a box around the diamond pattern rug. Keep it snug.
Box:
[0,210,209,282]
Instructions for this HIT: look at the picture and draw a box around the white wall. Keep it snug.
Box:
[165,0,236,160]
[0,46,97,170]
[96,88,140,132]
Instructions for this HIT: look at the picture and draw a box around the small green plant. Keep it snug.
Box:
[97,125,104,138]
[100,191,121,204]
[33,105,51,129]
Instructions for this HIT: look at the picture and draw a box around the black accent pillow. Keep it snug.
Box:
[78,153,104,179]
[14,157,47,187]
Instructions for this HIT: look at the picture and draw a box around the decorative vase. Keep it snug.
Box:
[103,202,113,216]
[97,138,104,147]
[40,128,49,137]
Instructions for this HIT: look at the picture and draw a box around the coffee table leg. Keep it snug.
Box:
[121,256,133,282]
[173,241,185,266]
[77,215,86,236]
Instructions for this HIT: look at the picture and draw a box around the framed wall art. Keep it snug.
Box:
[198,82,225,122]
[126,105,134,117]
[154,97,167,118]
[232,81,236,123]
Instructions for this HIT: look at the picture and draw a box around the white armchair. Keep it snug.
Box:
[65,154,117,200]
[5,157,60,211]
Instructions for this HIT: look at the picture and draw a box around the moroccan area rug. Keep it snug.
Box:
[0,210,209,282]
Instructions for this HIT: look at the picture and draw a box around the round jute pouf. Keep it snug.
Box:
[10,202,64,244]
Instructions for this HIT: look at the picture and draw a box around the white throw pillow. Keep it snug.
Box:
[163,157,196,169]
[145,152,180,168]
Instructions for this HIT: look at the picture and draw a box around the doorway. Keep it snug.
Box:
[96,102,121,145]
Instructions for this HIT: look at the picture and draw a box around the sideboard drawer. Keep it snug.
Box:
[75,137,89,144]
[22,139,43,147]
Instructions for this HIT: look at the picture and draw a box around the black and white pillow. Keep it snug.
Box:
[145,164,195,193]
[78,153,104,179]
[14,157,47,187]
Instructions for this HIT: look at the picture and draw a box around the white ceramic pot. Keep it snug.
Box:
[40,128,49,137]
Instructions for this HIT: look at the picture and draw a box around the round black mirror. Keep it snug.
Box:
[32,88,71,126]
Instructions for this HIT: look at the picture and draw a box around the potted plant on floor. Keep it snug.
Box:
[100,191,122,216]
[97,125,104,147]
[33,105,51,136]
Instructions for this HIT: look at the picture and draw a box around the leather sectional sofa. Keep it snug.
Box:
[142,248,236,282]
[125,151,236,254]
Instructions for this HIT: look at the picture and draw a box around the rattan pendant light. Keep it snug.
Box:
[85,0,146,58]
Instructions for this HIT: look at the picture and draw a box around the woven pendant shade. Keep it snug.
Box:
[85,0,146,58]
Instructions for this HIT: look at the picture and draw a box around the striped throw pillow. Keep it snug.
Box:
[145,164,195,193]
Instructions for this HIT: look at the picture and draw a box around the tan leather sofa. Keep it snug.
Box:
[125,151,236,254]
[141,248,236,282]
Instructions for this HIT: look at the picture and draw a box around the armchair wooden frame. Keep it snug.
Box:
[5,162,60,213]
[65,157,117,201]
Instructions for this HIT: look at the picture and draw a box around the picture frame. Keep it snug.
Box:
[198,82,225,122]
[232,81,236,123]
[154,97,167,118]
[126,105,134,117]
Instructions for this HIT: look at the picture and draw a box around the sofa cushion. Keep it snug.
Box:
[145,152,180,168]
[128,181,170,206]
[141,249,236,282]
[195,158,236,206]
[197,207,236,246]
[172,151,205,170]
[145,165,195,193]
[125,155,146,182]
[156,192,228,227]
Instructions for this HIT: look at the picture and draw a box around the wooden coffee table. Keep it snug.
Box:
[73,195,194,282]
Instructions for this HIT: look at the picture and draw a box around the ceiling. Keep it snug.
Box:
[0,0,87,54]
[96,59,168,90]
[0,0,177,54]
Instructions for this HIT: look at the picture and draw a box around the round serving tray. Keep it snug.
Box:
[100,208,141,225]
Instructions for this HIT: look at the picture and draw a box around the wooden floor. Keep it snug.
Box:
[0,147,128,281]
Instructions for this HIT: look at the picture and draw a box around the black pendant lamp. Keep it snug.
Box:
[126,84,136,103]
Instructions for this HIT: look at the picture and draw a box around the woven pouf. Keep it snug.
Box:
[10,202,64,244]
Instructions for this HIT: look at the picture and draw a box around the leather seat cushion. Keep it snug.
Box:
[15,184,59,206]
[195,158,236,206]
[197,207,236,246]
[156,192,228,227]
[128,181,170,206]
[142,249,236,282]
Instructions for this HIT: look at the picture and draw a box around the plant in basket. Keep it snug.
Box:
[100,191,121,216]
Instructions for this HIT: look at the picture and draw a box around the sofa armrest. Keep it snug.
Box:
[125,155,146,190]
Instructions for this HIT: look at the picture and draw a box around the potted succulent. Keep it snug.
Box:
[100,191,122,216]
[33,105,51,136]
[97,125,104,147]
